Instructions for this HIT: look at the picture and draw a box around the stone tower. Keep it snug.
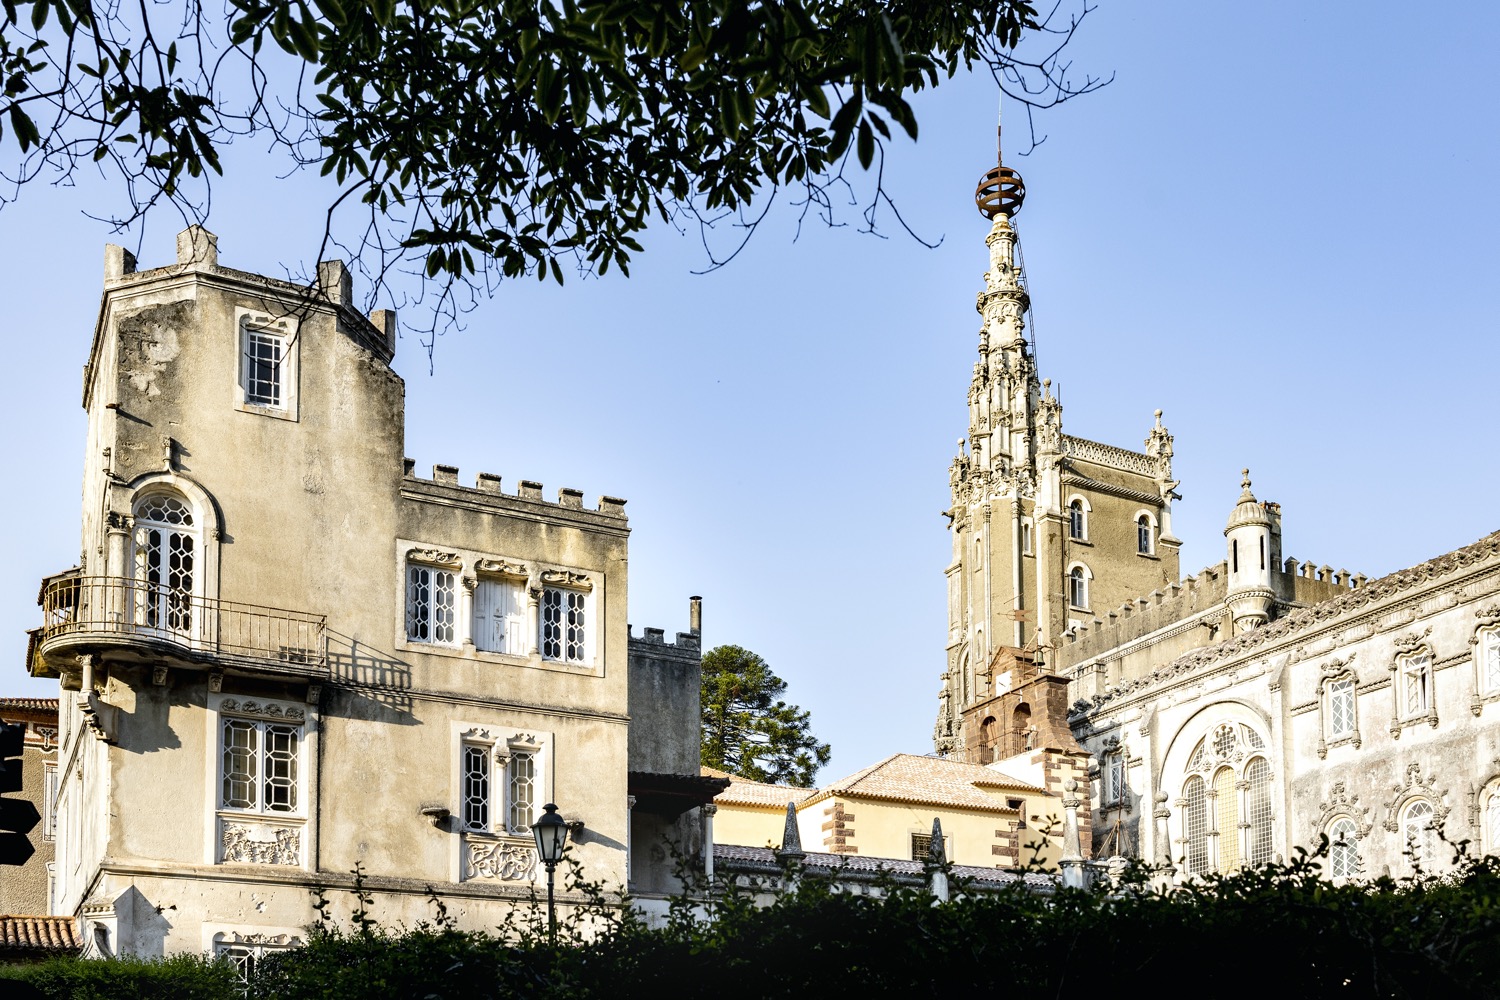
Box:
[934,122,1183,764]
[1224,469,1276,631]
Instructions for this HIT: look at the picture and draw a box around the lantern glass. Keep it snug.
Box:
[532,802,568,866]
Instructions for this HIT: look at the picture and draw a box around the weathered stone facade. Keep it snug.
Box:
[29,230,709,959]
[0,699,59,917]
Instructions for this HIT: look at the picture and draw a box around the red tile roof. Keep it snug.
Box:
[0,698,60,713]
[0,916,79,953]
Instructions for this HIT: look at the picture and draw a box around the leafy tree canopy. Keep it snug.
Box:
[0,0,1100,348]
[700,643,830,787]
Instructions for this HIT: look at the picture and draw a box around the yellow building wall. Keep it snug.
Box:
[713,802,794,849]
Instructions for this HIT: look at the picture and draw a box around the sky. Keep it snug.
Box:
[3,2,1498,783]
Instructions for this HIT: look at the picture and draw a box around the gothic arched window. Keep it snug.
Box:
[1068,565,1089,610]
[132,492,198,637]
[1179,722,1274,876]
[1327,817,1359,879]
[1068,499,1087,540]
[1137,515,1153,555]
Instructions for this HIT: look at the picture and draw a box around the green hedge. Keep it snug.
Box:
[7,852,1499,999]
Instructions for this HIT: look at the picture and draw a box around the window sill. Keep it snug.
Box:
[397,638,602,676]
[1136,552,1159,560]
[234,400,298,422]
[1069,538,1092,547]
[1317,731,1361,758]
[1390,712,1438,738]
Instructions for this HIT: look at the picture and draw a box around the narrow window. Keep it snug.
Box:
[1069,500,1085,540]
[242,330,284,407]
[221,718,258,810]
[1183,776,1208,875]
[1244,757,1272,866]
[1259,537,1265,570]
[1401,654,1432,716]
[1232,539,1239,573]
[1486,790,1500,856]
[1328,818,1359,879]
[1137,515,1152,555]
[42,763,59,840]
[407,564,457,644]
[1482,629,1500,694]
[1328,678,1356,738]
[1021,520,1032,555]
[1104,752,1125,804]
[1069,567,1088,610]
[507,750,535,833]
[462,744,490,832]
[132,493,196,636]
[1402,799,1437,870]
[1213,766,1240,873]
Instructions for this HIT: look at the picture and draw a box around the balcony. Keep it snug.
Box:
[36,575,327,680]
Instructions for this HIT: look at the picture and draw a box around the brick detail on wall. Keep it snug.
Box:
[822,800,858,854]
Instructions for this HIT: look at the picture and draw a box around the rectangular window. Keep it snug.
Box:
[461,744,490,832]
[1104,753,1126,804]
[407,564,457,644]
[1402,654,1431,716]
[910,832,932,861]
[507,751,535,834]
[1328,678,1355,737]
[1483,630,1500,693]
[474,578,526,654]
[241,330,284,407]
[540,588,587,663]
[216,942,290,984]
[220,717,301,814]
[42,762,59,840]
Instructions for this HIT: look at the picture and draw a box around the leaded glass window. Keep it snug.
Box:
[406,564,456,644]
[507,751,535,833]
[1245,756,1272,866]
[1328,678,1356,738]
[462,744,490,832]
[1328,818,1359,879]
[1213,766,1240,873]
[220,716,302,815]
[1183,775,1208,875]
[1104,752,1126,805]
[132,493,196,635]
[541,588,587,663]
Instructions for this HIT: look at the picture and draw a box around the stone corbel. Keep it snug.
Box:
[79,691,113,743]
[208,670,224,693]
[152,665,169,686]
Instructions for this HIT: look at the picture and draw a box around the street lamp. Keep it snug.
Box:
[532,802,569,943]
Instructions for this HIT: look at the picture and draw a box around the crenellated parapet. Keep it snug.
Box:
[402,459,628,523]
[1057,563,1232,669]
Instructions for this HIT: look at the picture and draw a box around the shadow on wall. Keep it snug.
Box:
[324,632,415,724]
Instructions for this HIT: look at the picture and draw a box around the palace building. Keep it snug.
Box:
[935,129,1500,879]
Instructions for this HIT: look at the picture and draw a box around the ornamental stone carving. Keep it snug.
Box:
[540,569,592,591]
[408,548,461,567]
[475,558,528,578]
[467,840,537,881]
[222,823,301,865]
[220,698,305,722]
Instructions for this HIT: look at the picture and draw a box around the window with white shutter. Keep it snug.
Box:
[474,578,526,654]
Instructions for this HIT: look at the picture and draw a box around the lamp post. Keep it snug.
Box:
[532,802,569,943]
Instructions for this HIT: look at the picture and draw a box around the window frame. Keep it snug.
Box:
[1400,798,1438,872]
[453,725,552,882]
[1395,649,1435,721]
[1177,723,1273,876]
[1133,509,1157,557]
[472,574,527,656]
[1326,816,1360,880]
[540,584,591,665]
[234,308,300,421]
[1067,563,1091,611]
[1472,623,1500,711]
[1067,497,1089,542]
[217,714,305,818]
[406,561,459,646]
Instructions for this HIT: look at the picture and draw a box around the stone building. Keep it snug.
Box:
[935,138,1500,881]
[27,229,712,962]
[0,698,60,916]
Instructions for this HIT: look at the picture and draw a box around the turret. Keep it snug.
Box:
[1224,469,1275,632]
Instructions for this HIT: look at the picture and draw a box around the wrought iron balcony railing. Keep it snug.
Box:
[39,575,327,676]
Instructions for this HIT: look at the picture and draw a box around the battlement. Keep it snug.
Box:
[1058,562,1231,668]
[1277,557,1365,605]
[402,458,628,519]
[628,625,702,654]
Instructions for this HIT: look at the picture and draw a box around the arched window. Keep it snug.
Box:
[1486,787,1500,857]
[1137,515,1153,555]
[1068,499,1087,540]
[1212,766,1239,872]
[1401,799,1437,871]
[1179,722,1274,876]
[1478,627,1500,696]
[1068,566,1089,610]
[132,492,198,636]
[1245,756,1272,866]
[1328,817,1359,879]
[1011,703,1032,747]
[1183,775,1208,875]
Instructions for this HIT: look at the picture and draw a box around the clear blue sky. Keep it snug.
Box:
[3,2,1497,782]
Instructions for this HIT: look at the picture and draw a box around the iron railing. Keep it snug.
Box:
[39,575,326,674]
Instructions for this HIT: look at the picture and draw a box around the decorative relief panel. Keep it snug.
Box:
[466,839,537,881]
[408,548,462,567]
[475,558,528,578]
[221,822,302,866]
[539,569,592,591]
[219,698,305,722]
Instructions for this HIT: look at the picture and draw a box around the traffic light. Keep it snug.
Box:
[0,721,39,866]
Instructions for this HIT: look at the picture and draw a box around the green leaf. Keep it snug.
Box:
[856,118,873,168]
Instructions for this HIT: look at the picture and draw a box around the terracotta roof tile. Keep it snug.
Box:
[703,767,813,809]
[802,753,1043,811]
[0,698,60,714]
[0,915,79,953]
